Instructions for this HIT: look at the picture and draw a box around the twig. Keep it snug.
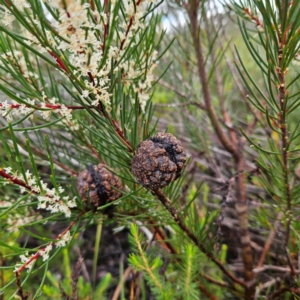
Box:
[243,8,264,30]
[285,247,296,277]
[277,23,294,276]
[235,155,255,292]
[153,188,247,288]
[15,212,84,275]
[253,265,299,274]
[48,51,69,74]
[159,80,190,99]
[71,256,84,300]
[74,246,91,283]
[102,0,109,53]
[201,273,238,292]
[268,286,300,298]
[15,272,29,300]
[0,103,95,111]
[148,220,178,255]
[203,12,238,148]
[269,286,289,299]
[187,1,239,161]
[111,267,132,300]
[156,100,205,110]
[254,277,282,299]
[0,169,34,192]
[257,211,284,267]
[197,281,220,300]
[158,80,205,110]
[76,131,104,162]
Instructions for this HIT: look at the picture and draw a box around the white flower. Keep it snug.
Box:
[8,213,43,233]
[56,231,71,247]
[4,167,12,174]
[16,252,35,272]
[40,103,52,120]
[82,90,90,98]
[40,244,53,261]
[37,191,74,217]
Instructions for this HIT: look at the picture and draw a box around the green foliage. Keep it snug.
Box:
[42,247,112,300]
[231,0,300,232]
[128,223,174,300]
[128,223,206,300]
[0,0,170,298]
[177,244,200,299]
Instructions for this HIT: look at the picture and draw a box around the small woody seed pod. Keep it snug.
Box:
[131,132,186,190]
[77,164,123,209]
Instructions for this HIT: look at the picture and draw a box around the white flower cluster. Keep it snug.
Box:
[0,95,79,130]
[123,50,158,111]
[7,213,42,233]
[42,0,158,111]
[14,252,35,273]
[15,229,72,271]
[40,95,79,130]
[39,244,53,262]
[4,167,77,217]
[45,0,111,107]
[0,0,159,123]
[0,99,35,122]
[56,230,72,247]
[0,1,31,26]
[0,51,38,82]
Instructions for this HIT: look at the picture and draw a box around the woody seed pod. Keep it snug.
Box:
[77,164,123,209]
[131,132,186,190]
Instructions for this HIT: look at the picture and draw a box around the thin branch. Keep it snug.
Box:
[111,267,133,300]
[15,272,29,300]
[257,211,284,267]
[277,26,294,275]
[201,273,239,292]
[254,277,282,299]
[158,80,205,110]
[156,100,205,110]
[197,281,220,300]
[203,12,238,148]
[0,102,96,111]
[269,286,300,299]
[187,0,239,161]
[148,219,178,255]
[253,265,299,274]
[153,188,247,288]
[211,0,266,135]
[15,212,84,275]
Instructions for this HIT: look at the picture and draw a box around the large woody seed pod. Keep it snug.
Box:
[131,132,186,190]
[77,164,123,209]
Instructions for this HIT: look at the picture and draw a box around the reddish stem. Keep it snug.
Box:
[48,51,69,74]
[244,8,264,29]
[89,0,95,11]
[0,102,94,111]
[120,17,133,50]
[16,212,84,274]
[111,119,133,152]
[0,169,76,207]
[0,169,33,192]
[102,0,109,54]
[88,72,96,86]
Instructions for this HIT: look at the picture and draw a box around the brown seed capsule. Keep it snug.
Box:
[77,164,123,209]
[131,132,186,190]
